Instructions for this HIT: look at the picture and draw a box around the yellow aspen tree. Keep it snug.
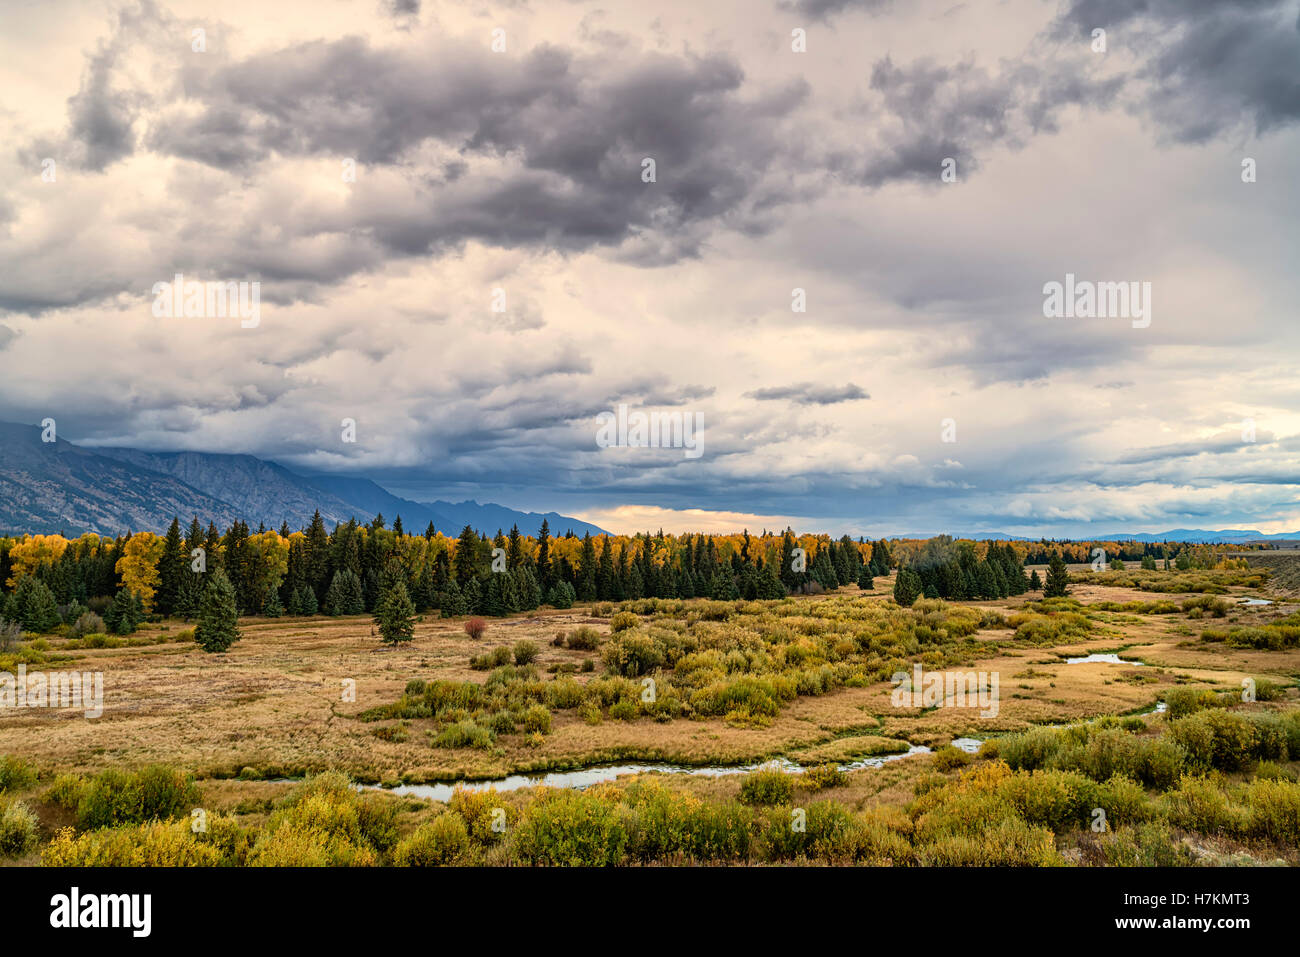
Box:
[116,532,165,611]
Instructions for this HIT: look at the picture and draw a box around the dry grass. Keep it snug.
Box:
[2,583,1296,797]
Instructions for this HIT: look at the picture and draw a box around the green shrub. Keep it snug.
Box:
[1169,710,1258,772]
[996,769,1098,832]
[801,763,847,791]
[43,773,83,809]
[932,746,972,772]
[512,640,540,666]
[610,612,640,633]
[601,631,665,677]
[1162,775,1236,834]
[76,765,201,829]
[510,789,628,866]
[42,821,221,867]
[1095,822,1195,867]
[521,703,551,734]
[0,799,39,856]
[739,768,796,806]
[565,626,602,650]
[608,699,639,721]
[392,814,472,865]
[469,646,512,670]
[918,817,1059,866]
[0,756,37,793]
[1239,778,1300,844]
[432,720,494,750]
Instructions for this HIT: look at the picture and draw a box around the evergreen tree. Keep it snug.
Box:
[195,569,241,653]
[102,587,140,635]
[439,579,468,618]
[453,526,480,587]
[857,564,874,590]
[263,588,284,618]
[1029,569,1042,591]
[482,572,510,617]
[14,576,61,632]
[1043,554,1070,598]
[463,577,484,615]
[296,584,319,615]
[892,567,922,607]
[155,518,185,617]
[811,546,839,591]
[756,563,786,599]
[576,533,597,600]
[323,569,365,616]
[374,580,416,646]
[709,569,740,600]
[507,524,524,569]
[545,581,576,609]
[536,520,554,592]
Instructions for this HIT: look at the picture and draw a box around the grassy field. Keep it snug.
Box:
[3,569,1298,866]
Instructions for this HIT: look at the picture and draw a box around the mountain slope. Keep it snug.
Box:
[0,422,240,535]
[0,420,609,537]
[92,448,358,530]
[422,499,609,538]
[300,475,449,532]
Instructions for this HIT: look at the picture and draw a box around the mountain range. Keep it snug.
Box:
[897,530,1300,544]
[0,421,609,538]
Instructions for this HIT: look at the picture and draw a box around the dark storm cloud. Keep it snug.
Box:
[830,55,1121,187]
[1053,0,1300,141]
[746,382,869,404]
[145,37,810,262]
[779,0,895,22]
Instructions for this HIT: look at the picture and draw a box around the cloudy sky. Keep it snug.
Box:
[1,0,1297,537]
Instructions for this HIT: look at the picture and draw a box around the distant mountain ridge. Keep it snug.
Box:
[0,421,609,538]
[895,529,1299,544]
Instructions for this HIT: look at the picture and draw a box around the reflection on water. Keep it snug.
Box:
[359,745,932,803]
[1239,598,1273,606]
[1065,652,1144,665]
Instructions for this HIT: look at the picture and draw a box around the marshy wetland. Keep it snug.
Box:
[3,567,1299,867]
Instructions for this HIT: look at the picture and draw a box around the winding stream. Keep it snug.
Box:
[360,744,932,802]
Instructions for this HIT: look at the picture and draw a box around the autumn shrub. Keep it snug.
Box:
[932,746,972,772]
[1239,778,1300,844]
[601,631,665,677]
[1093,822,1195,867]
[42,821,221,867]
[0,799,38,857]
[469,646,512,670]
[801,763,847,791]
[432,720,495,750]
[1169,710,1259,772]
[918,817,1059,866]
[1162,775,1237,834]
[76,765,200,829]
[392,813,472,866]
[463,617,487,640]
[563,626,600,650]
[738,768,796,806]
[509,789,628,866]
[0,756,36,793]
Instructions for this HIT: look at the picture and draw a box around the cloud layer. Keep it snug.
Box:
[1,0,1298,536]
